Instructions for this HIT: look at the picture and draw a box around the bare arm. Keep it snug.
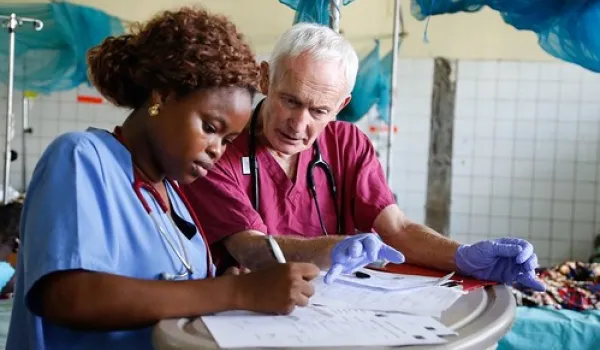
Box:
[374,205,461,271]
[224,230,345,270]
[31,270,240,331]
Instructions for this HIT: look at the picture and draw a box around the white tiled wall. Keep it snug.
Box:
[2,58,599,266]
[356,59,433,224]
[0,84,127,191]
[450,60,600,266]
[357,58,600,267]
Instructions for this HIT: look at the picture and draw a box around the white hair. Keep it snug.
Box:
[268,22,359,94]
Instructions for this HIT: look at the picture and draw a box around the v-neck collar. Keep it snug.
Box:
[255,142,311,201]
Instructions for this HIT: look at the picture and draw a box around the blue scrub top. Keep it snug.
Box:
[7,128,212,350]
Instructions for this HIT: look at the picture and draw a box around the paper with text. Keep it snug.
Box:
[336,268,450,291]
[311,274,465,318]
[298,307,458,337]
[202,306,451,348]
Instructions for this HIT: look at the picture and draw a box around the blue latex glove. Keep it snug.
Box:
[455,238,545,291]
[324,233,405,284]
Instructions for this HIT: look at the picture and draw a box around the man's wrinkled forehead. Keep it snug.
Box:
[273,54,348,98]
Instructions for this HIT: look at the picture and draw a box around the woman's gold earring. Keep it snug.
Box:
[148,104,160,117]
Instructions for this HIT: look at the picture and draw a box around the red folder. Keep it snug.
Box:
[375,263,497,292]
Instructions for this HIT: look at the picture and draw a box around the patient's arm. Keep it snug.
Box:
[224,230,345,270]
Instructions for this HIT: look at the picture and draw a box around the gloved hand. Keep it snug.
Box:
[324,233,405,284]
[455,238,545,291]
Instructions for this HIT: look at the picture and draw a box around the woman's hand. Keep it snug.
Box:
[232,262,320,315]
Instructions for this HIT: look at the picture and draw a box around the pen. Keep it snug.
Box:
[443,281,462,288]
[354,271,371,279]
[436,272,455,286]
[266,235,286,263]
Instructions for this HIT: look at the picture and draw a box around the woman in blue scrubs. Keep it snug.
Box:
[6,7,320,350]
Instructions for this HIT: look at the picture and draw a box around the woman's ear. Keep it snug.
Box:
[150,89,174,106]
[259,61,270,95]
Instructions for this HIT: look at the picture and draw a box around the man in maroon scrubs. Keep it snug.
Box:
[184,23,545,291]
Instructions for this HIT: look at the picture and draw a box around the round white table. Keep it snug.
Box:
[152,284,516,350]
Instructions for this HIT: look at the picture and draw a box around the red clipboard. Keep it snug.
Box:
[375,263,497,292]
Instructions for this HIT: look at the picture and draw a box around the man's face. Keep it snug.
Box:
[259,53,351,155]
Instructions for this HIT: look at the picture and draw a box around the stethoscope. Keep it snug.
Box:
[249,99,342,235]
[112,127,214,280]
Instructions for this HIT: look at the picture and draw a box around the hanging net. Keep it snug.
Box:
[338,41,399,123]
[376,51,394,123]
[0,2,124,94]
[338,41,384,123]
[279,0,356,26]
[410,0,600,73]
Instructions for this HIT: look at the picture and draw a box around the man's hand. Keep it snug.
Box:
[324,233,405,284]
[455,238,545,291]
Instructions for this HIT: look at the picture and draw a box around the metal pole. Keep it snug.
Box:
[22,93,32,191]
[385,0,402,183]
[329,0,341,33]
[3,14,17,205]
[1,14,43,204]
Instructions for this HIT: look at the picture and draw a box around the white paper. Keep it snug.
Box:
[336,268,447,291]
[301,307,458,337]
[311,274,465,318]
[384,313,458,337]
[202,306,450,348]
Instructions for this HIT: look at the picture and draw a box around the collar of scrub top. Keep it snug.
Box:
[248,99,342,235]
[111,126,214,278]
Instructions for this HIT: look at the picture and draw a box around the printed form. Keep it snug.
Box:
[333,268,451,291]
[311,271,465,317]
[202,306,455,348]
[201,269,465,348]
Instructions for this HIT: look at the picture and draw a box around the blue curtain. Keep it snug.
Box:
[411,0,600,73]
[0,2,124,93]
[279,0,356,25]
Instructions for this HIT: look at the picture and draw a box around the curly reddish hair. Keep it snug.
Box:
[87,7,260,109]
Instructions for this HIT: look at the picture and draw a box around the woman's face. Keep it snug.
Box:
[149,87,253,184]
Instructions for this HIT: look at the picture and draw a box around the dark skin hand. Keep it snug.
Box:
[233,263,318,315]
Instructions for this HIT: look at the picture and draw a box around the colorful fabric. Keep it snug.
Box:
[511,261,600,311]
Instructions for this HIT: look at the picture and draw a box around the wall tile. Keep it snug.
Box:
[450,59,600,266]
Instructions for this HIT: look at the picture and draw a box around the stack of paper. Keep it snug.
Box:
[311,270,465,318]
[202,306,457,348]
[201,269,466,348]
[333,268,456,291]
